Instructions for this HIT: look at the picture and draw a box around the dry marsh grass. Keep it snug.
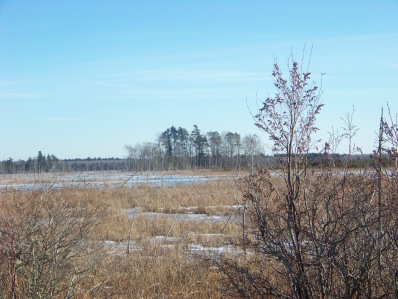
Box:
[0,173,244,298]
[3,170,394,298]
[94,249,224,299]
[124,179,243,213]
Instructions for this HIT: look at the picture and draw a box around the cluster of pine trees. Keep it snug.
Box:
[125,125,264,171]
[1,125,264,174]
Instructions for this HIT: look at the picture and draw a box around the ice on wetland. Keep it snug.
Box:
[0,171,222,190]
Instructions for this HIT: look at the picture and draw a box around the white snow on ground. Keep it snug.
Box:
[123,209,239,222]
[101,239,245,257]
[150,236,184,243]
[0,171,226,190]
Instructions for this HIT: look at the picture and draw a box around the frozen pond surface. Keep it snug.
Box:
[1,170,384,192]
[0,171,225,190]
[124,207,240,222]
[102,236,244,257]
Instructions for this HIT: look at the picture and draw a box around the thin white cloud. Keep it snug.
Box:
[0,92,38,99]
[326,87,398,98]
[0,80,20,87]
[76,87,249,101]
[137,69,268,82]
[94,69,269,84]
[39,117,82,122]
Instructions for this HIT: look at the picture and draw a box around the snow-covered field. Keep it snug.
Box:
[0,171,225,190]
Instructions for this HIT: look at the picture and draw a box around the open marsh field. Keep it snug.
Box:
[0,170,247,298]
[3,168,396,298]
[0,170,238,190]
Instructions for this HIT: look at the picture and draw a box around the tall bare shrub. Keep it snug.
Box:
[213,55,398,298]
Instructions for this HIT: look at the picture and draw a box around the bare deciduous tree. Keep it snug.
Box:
[213,54,398,298]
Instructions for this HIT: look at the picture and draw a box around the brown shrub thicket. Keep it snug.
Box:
[0,189,105,298]
[211,55,398,298]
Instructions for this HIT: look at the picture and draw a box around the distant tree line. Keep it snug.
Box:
[0,125,265,174]
[1,151,64,174]
[124,125,265,171]
[0,152,127,174]
[1,125,375,174]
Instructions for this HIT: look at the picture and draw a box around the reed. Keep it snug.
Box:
[0,174,243,298]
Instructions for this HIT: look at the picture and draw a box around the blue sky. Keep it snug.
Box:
[0,0,397,160]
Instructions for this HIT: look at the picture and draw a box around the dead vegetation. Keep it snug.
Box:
[0,176,243,298]
[208,54,398,298]
[1,163,397,298]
